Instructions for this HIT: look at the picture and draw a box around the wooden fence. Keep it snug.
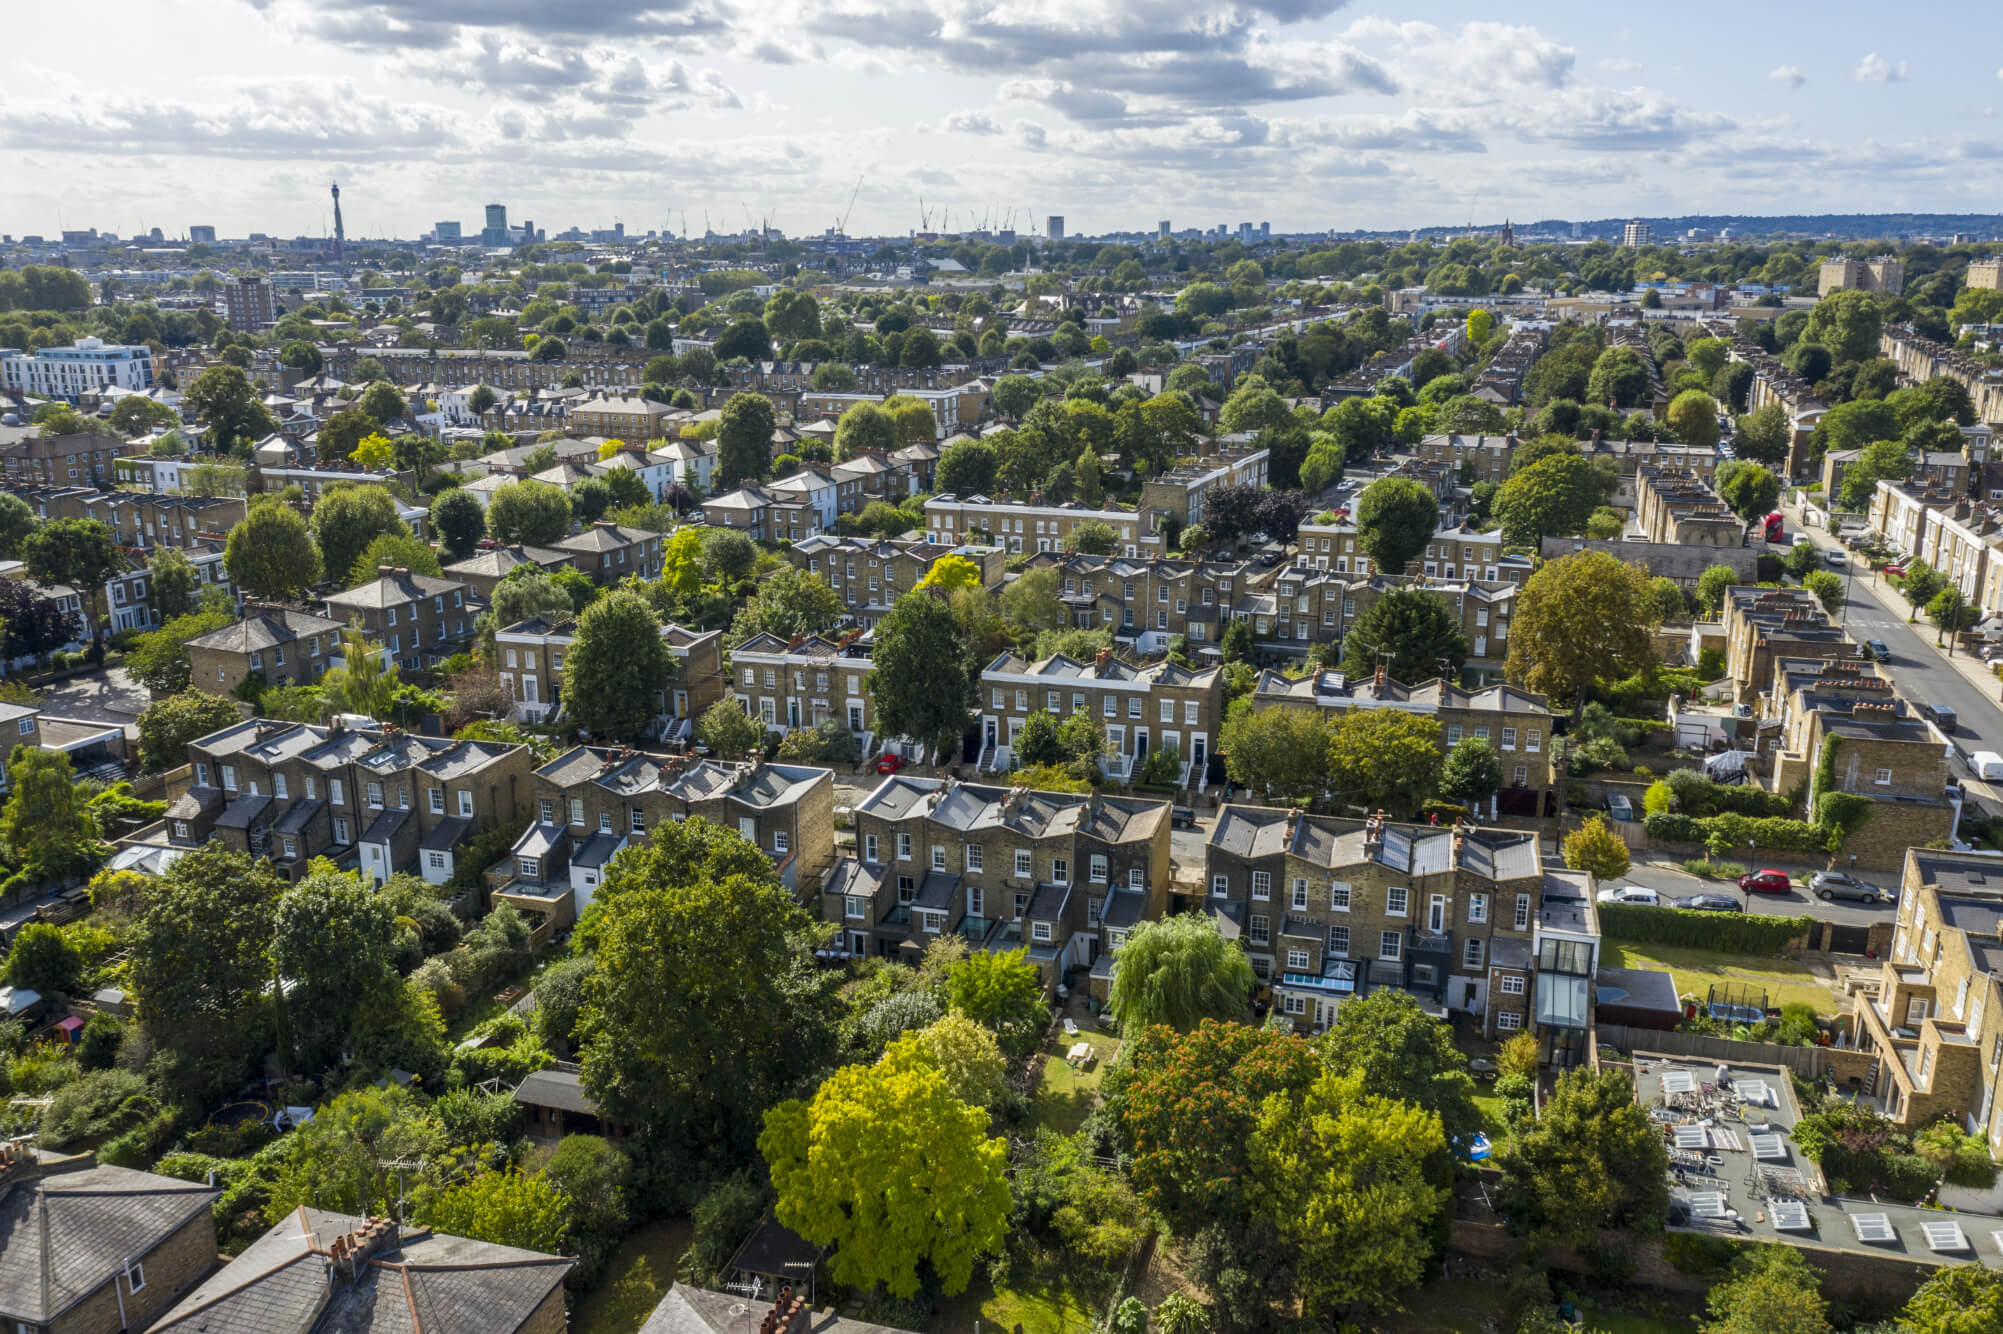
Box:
[1596,1023,1828,1077]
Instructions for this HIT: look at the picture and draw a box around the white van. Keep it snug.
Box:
[1972,751,2003,780]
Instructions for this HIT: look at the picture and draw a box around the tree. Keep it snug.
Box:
[1586,346,1647,408]
[696,700,762,759]
[274,869,397,1069]
[316,405,374,460]
[1894,1265,2003,1334]
[1222,706,1330,801]
[715,392,776,491]
[0,578,78,661]
[1837,439,1912,510]
[1697,564,1741,615]
[1492,453,1602,547]
[1562,815,1630,881]
[1114,1020,1318,1232]
[566,590,673,741]
[430,488,486,559]
[945,948,1048,1053]
[1733,403,1791,466]
[1064,520,1119,555]
[913,554,982,596]
[999,567,1068,632]
[1326,710,1442,819]
[135,689,241,772]
[1714,460,1781,523]
[1802,570,1845,616]
[1352,477,1438,575]
[351,431,396,471]
[1816,398,1901,459]
[870,592,969,757]
[1108,915,1254,1033]
[1339,588,1468,684]
[0,493,36,560]
[1439,737,1502,811]
[423,1169,571,1255]
[906,1016,1006,1108]
[1699,1245,1830,1334]
[0,746,99,876]
[1647,576,1688,623]
[3,921,81,994]
[936,438,998,496]
[1250,1069,1448,1316]
[834,402,898,460]
[579,841,830,1154]
[185,363,277,454]
[489,570,577,629]
[701,527,759,582]
[467,384,497,416]
[486,480,572,546]
[1493,1066,1667,1249]
[347,532,439,587]
[311,486,407,588]
[1664,389,1721,447]
[128,608,231,694]
[1929,585,1972,644]
[1507,551,1659,720]
[764,288,821,341]
[318,631,401,721]
[109,395,177,438]
[25,517,121,647]
[130,844,285,1102]
[760,1037,1008,1298]
[730,568,845,642]
[1804,288,1882,363]
[145,547,201,621]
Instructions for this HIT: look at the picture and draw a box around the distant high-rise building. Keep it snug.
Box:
[1818,255,1905,297]
[482,204,510,246]
[1569,220,1582,239]
[224,275,276,332]
[433,221,462,244]
[1621,220,1652,248]
[1237,222,1253,241]
[1966,258,2003,291]
[1046,215,1065,241]
[1159,220,1171,238]
[330,182,345,269]
[188,225,217,244]
[1258,221,1270,240]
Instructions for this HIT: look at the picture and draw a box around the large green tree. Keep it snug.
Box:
[226,504,321,601]
[1733,403,1791,467]
[0,746,100,877]
[944,948,1048,1055]
[1664,389,1721,447]
[1506,550,1659,720]
[0,493,37,559]
[128,607,232,694]
[1439,737,1502,811]
[564,590,673,741]
[760,1038,1008,1298]
[311,485,408,588]
[1319,989,1481,1149]
[1714,460,1781,523]
[430,488,486,558]
[728,568,845,644]
[1699,1245,1830,1334]
[1107,915,1254,1033]
[485,480,572,547]
[1221,706,1330,801]
[136,690,240,772]
[1493,1066,1668,1251]
[1325,709,1442,819]
[716,392,776,490]
[1586,346,1647,408]
[1352,477,1439,575]
[833,402,898,460]
[185,363,278,454]
[25,517,121,648]
[1339,588,1468,684]
[1893,1265,2003,1334]
[1837,439,1912,510]
[1492,453,1602,548]
[869,591,969,757]
[1803,288,1883,363]
[274,870,398,1070]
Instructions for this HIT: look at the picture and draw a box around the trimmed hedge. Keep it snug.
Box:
[1597,902,1814,954]
[1642,810,1833,855]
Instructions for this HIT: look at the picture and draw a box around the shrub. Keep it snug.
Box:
[1679,859,1746,880]
[680,1172,771,1288]
[1662,1231,1741,1277]
[38,1068,150,1148]
[1596,903,1812,954]
[1775,1003,1819,1047]
[1498,1032,1540,1078]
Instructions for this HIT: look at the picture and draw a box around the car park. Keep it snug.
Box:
[1738,868,1793,895]
[1676,893,1744,913]
[1810,871,1891,904]
[1596,885,1661,906]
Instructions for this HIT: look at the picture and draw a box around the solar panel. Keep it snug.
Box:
[1771,1200,1811,1232]
[1751,1133,1788,1161]
[1688,1191,1728,1219]
[1922,1220,1970,1253]
[1708,1128,1744,1152]
[1662,1070,1696,1094]
[1673,1125,1707,1150]
[1852,1213,1897,1244]
[1737,1079,1772,1107]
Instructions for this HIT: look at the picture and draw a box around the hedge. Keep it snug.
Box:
[1642,810,1833,855]
[1596,902,1814,955]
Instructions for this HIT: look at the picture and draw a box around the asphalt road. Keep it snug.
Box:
[1608,858,1896,926]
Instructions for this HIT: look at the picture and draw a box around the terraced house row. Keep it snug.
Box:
[978,647,1225,782]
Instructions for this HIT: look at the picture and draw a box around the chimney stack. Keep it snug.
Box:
[1095,647,1112,673]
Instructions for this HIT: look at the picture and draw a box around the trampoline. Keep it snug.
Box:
[206,1100,272,1130]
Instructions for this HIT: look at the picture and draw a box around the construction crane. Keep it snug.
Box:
[918,196,930,231]
[837,175,863,238]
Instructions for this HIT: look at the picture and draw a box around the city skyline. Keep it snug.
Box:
[0,1,1999,239]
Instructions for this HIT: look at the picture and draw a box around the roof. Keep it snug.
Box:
[639,1283,918,1334]
[148,1207,572,1334]
[0,1164,218,1324]
[184,607,347,654]
[420,816,472,853]
[324,570,466,611]
[512,1069,597,1116]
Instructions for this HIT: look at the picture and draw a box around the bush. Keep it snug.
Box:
[680,1172,771,1288]
[38,1068,150,1148]
[1679,859,1746,880]
[1596,903,1813,954]
[1662,1231,1741,1277]
[1775,1002,1819,1046]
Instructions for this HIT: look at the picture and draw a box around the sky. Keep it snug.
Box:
[2,0,2000,242]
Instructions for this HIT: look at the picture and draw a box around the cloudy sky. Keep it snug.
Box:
[3,0,1998,242]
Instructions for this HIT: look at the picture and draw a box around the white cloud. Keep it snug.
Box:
[941,110,1003,135]
[1854,53,1906,84]
[1768,65,1804,90]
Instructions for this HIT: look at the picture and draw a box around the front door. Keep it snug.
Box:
[788,699,800,728]
[984,717,997,747]
[849,931,868,955]
[1191,736,1206,768]
[1134,730,1149,760]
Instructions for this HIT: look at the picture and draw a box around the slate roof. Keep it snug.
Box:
[323,571,467,612]
[148,1206,572,1334]
[512,1070,596,1116]
[639,1282,918,1334]
[442,544,569,581]
[185,608,346,655]
[420,816,471,853]
[0,1164,217,1325]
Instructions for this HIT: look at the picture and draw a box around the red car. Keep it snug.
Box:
[874,752,906,775]
[1883,563,1908,579]
[1738,869,1793,895]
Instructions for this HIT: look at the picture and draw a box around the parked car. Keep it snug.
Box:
[1676,893,1745,913]
[1919,702,1958,734]
[1823,549,1846,567]
[1738,868,1793,895]
[1810,872,1891,904]
[1864,640,1891,661]
[1596,885,1661,906]
[1883,563,1908,579]
[874,752,906,775]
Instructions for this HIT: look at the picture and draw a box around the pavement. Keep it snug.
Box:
[33,665,148,740]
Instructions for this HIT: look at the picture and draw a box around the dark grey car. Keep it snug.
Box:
[1676,893,1744,913]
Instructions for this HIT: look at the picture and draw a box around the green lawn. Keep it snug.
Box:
[570,1219,692,1334]
[1030,1026,1121,1136]
[1599,942,1839,1016]
[927,1270,1101,1334]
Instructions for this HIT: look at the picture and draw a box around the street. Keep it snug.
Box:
[1610,854,1896,926]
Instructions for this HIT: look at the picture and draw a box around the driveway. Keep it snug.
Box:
[34,666,148,738]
